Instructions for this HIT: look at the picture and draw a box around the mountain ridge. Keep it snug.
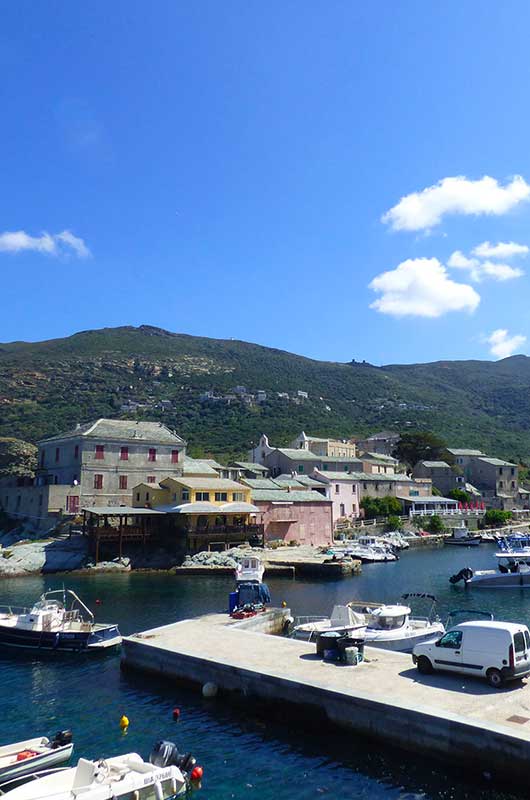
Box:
[0,325,528,462]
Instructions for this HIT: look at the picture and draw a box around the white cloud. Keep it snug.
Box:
[486,328,527,359]
[0,229,90,258]
[448,247,525,282]
[472,240,529,259]
[369,257,480,318]
[382,175,530,232]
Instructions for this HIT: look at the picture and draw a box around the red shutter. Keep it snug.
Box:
[147,476,156,484]
[149,448,156,462]
[119,476,128,490]
[95,445,104,460]
[120,447,129,461]
[94,474,103,489]
[171,450,179,463]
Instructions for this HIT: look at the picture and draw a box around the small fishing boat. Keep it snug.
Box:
[0,740,202,799]
[235,556,264,583]
[0,590,121,653]
[0,733,72,787]
[332,536,398,563]
[444,522,481,547]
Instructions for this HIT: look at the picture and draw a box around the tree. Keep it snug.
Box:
[0,438,37,480]
[426,515,445,533]
[448,488,471,504]
[483,509,512,528]
[360,496,402,519]
[385,515,403,532]
[393,431,449,469]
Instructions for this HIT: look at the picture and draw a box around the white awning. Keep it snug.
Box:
[219,502,260,513]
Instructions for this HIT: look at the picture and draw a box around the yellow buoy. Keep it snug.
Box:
[120,715,129,730]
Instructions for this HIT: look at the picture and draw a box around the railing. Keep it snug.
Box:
[0,605,30,615]
[408,509,485,518]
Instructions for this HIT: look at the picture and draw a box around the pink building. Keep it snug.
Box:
[251,488,332,546]
[311,472,360,523]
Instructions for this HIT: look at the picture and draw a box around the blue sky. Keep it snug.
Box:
[2,1,530,365]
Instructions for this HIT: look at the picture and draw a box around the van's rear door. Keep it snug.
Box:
[513,630,529,668]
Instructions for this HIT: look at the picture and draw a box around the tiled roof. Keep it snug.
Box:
[477,457,517,468]
[181,458,219,476]
[40,419,186,445]
[241,478,281,490]
[447,448,484,456]
[275,448,321,460]
[364,452,397,462]
[315,471,412,483]
[231,461,269,473]
[162,476,249,490]
[419,460,451,468]
[251,489,329,503]
[279,474,322,488]
[319,456,363,464]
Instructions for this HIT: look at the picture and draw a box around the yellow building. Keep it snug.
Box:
[132,475,261,549]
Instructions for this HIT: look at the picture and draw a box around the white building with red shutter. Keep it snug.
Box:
[1,419,186,523]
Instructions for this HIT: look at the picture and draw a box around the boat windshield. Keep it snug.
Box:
[367,614,406,630]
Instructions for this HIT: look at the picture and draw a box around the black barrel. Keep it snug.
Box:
[337,636,365,657]
[316,630,344,657]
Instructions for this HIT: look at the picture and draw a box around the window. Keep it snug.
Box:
[297,465,304,473]
[120,446,129,461]
[95,445,104,460]
[335,484,340,494]
[438,630,463,649]
[352,485,356,493]
[340,503,345,516]
[499,467,503,476]
[136,492,140,502]
[148,448,157,462]
[512,481,516,489]
[171,450,179,464]
[74,445,79,459]
[182,489,190,502]
[147,476,156,484]
[363,483,368,490]
[119,475,128,490]
[38,494,43,506]
[499,480,504,489]
[215,492,228,502]
[146,492,150,502]
[196,492,210,501]
[511,467,516,476]
[410,490,419,497]
[232,492,245,501]
[323,464,328,471]
[344,465,349,472]
[40,450,45,467]
[514,632,526,654]
[55,448,60,463]
[94,474,103,489]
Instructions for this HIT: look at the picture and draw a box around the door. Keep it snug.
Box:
[433,629,463,672]
[67,495,79,514]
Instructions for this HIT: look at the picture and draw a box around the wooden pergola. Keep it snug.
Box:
[82,506,166,563]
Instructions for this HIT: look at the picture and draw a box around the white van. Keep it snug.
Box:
[412,620,530,688]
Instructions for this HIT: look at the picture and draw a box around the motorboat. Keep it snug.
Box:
[333,536,398,563]
[0,740,202,799]
[450,551,530,588]
[229,581,271,619]
[293,593,445,652]
[380,531,409,550]
[0,733,72,787]
[0,590,121,653]
[444,522,481,547]
[235,556,264,583]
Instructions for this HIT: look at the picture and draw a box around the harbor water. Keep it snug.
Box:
[0,544,526,800]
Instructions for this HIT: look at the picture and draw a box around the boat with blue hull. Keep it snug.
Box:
[0,590,121,653]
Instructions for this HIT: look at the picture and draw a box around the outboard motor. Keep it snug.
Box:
[449,567,473,585]
[51,730,73,749]
[150,740,196,774]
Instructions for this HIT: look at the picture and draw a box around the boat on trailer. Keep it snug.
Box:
[0,590,121,653]
[0,740,202,799]
[0,733,73,787]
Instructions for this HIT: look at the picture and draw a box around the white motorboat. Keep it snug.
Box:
[344,536,398,563]
[381,531,409,550]
[235,556,264,583]
[0,733,72,787]
[0,741,202,799]
[293,593,445,652]
[0,590,121,653]
[450,551,530,588]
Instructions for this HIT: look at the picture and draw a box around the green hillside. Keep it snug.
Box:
[0,324,529,462]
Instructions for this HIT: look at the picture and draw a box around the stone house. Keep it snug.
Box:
[309,472,360,522]
[412,460,464,495]
[249,488,332,546]
[355,431,400,457]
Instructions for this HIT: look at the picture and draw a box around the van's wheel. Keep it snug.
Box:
[416,656,433,675]
[486,668,504,689]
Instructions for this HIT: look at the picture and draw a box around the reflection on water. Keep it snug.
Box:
[0,545,524,800]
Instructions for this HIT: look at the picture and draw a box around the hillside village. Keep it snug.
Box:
[0,418,526,564]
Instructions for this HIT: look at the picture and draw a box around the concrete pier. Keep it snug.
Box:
[122,611,530,785]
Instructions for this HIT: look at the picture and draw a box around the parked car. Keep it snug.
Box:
[412,620,530,688]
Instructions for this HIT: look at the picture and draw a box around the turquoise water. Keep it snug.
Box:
[0,545,526,800]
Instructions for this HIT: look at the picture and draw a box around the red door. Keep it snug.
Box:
[67,495,79,514]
